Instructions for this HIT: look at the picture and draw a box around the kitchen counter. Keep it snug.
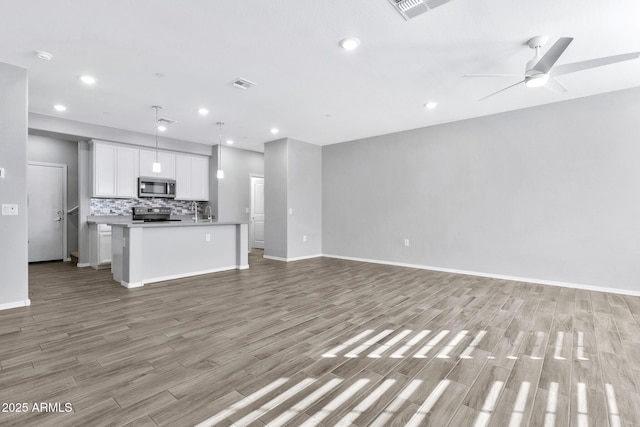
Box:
[106,220,248,288]
[88,215,245,227]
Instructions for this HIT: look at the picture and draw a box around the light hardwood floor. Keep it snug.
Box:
[1,252,640,426]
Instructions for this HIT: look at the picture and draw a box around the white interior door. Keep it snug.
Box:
[28,162,67,262]
[250,176,265,250]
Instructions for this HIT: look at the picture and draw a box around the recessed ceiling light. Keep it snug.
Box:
[53,104,66,112]
[226,139,234,145]
[34,50,53,61]
[270,128,279,135]
[80,75,96,85]
[339,37,361,50]
[157,125,167,132]
[425,102,438,110]
[198,108,209,116]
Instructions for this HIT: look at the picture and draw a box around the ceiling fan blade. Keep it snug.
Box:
[479,80,525,101]
[464,73,526,78]
[532,37,574,73]
[544,77,568,93]
[551,52,640,77]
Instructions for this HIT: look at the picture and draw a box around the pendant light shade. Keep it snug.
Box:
[216,122,224,180]
[152,106,162,173]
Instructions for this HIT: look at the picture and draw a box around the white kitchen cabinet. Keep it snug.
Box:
[116,146,139,197]
[175,154,209,200]
[139,149,176,180]
[92,141,139,198]
[89,223,112,268]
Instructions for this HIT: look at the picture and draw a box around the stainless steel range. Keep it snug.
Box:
[132,206,181,222]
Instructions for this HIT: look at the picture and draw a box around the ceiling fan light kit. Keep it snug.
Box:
[466,35,640,100]
[524,73,549,88]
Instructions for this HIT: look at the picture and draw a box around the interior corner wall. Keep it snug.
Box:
[264,139,289,259]
[0,62,29,308]
[287,139,322,259]
[217,146,264,222]
[322,87,640,293]
[208,147,219,220]
[78,141,91,266]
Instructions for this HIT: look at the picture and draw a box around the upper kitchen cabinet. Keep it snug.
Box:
[175,154,209,201]
[91,141,139,198]
[139,149,176,179]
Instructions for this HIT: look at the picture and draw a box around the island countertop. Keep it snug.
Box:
[87,215,247,228]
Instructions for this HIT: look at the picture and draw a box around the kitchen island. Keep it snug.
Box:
[108,221,248,288]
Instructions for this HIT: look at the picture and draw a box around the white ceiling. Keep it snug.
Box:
[1,0,640,153]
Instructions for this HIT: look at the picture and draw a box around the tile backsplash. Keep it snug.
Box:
[90,198,204,216]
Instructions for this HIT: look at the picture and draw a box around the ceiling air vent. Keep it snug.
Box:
[388,0,452,20]
[231,78,256,90]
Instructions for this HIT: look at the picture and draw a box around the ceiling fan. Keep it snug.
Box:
[466,36,640,101]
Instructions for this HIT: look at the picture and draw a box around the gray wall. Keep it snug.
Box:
[208,147,219,220]
[323,87,640,292]
[0,62,29,307]
[78,141,91,265]
[217,146,264,222]
[264,139,288,258]
[27,134,79,253]
[264,138,322,260]
[287,139,322,258]
[30,113,212,156]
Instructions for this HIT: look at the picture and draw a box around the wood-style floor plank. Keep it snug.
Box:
[1,253,640,426]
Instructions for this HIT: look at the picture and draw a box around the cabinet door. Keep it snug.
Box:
[116,147,139,198]
[98,224,112,264]
[175,155,192,200]
[140,149,176,179]
[191,156,209,201]
[94,143,117,197]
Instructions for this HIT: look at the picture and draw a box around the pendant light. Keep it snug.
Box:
[216,122,224,179]
[152,105,162,173]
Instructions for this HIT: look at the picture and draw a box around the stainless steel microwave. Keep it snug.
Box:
[138,177,176,198]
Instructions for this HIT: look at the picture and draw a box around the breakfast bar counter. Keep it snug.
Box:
[108,221,248,288]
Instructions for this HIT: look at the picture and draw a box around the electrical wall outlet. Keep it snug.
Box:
[205,233,211,242]
[245,207,249,213]
[0,167,5,179]
[303,235,307,242]
[403,238,410,247]
[2,204,18,215]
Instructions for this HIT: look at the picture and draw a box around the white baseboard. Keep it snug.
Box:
[263,254,323,262]
[0,299,31,311]
[238,264,250,270]
[121,265,239,288]
[322,253,640,297]
[76,263,90,268]
[121,281,144,289]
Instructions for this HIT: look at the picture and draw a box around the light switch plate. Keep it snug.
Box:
[2,204,18,215]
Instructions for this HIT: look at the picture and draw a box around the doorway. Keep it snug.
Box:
[28,162,67,262]
[250,175,265,250]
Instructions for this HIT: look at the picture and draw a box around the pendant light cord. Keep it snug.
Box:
[154,106,160,162]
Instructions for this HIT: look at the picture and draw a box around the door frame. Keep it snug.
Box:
[249,174,264,252]
[28,161,68,262]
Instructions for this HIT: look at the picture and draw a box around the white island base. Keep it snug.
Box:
[110,222,248,288]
